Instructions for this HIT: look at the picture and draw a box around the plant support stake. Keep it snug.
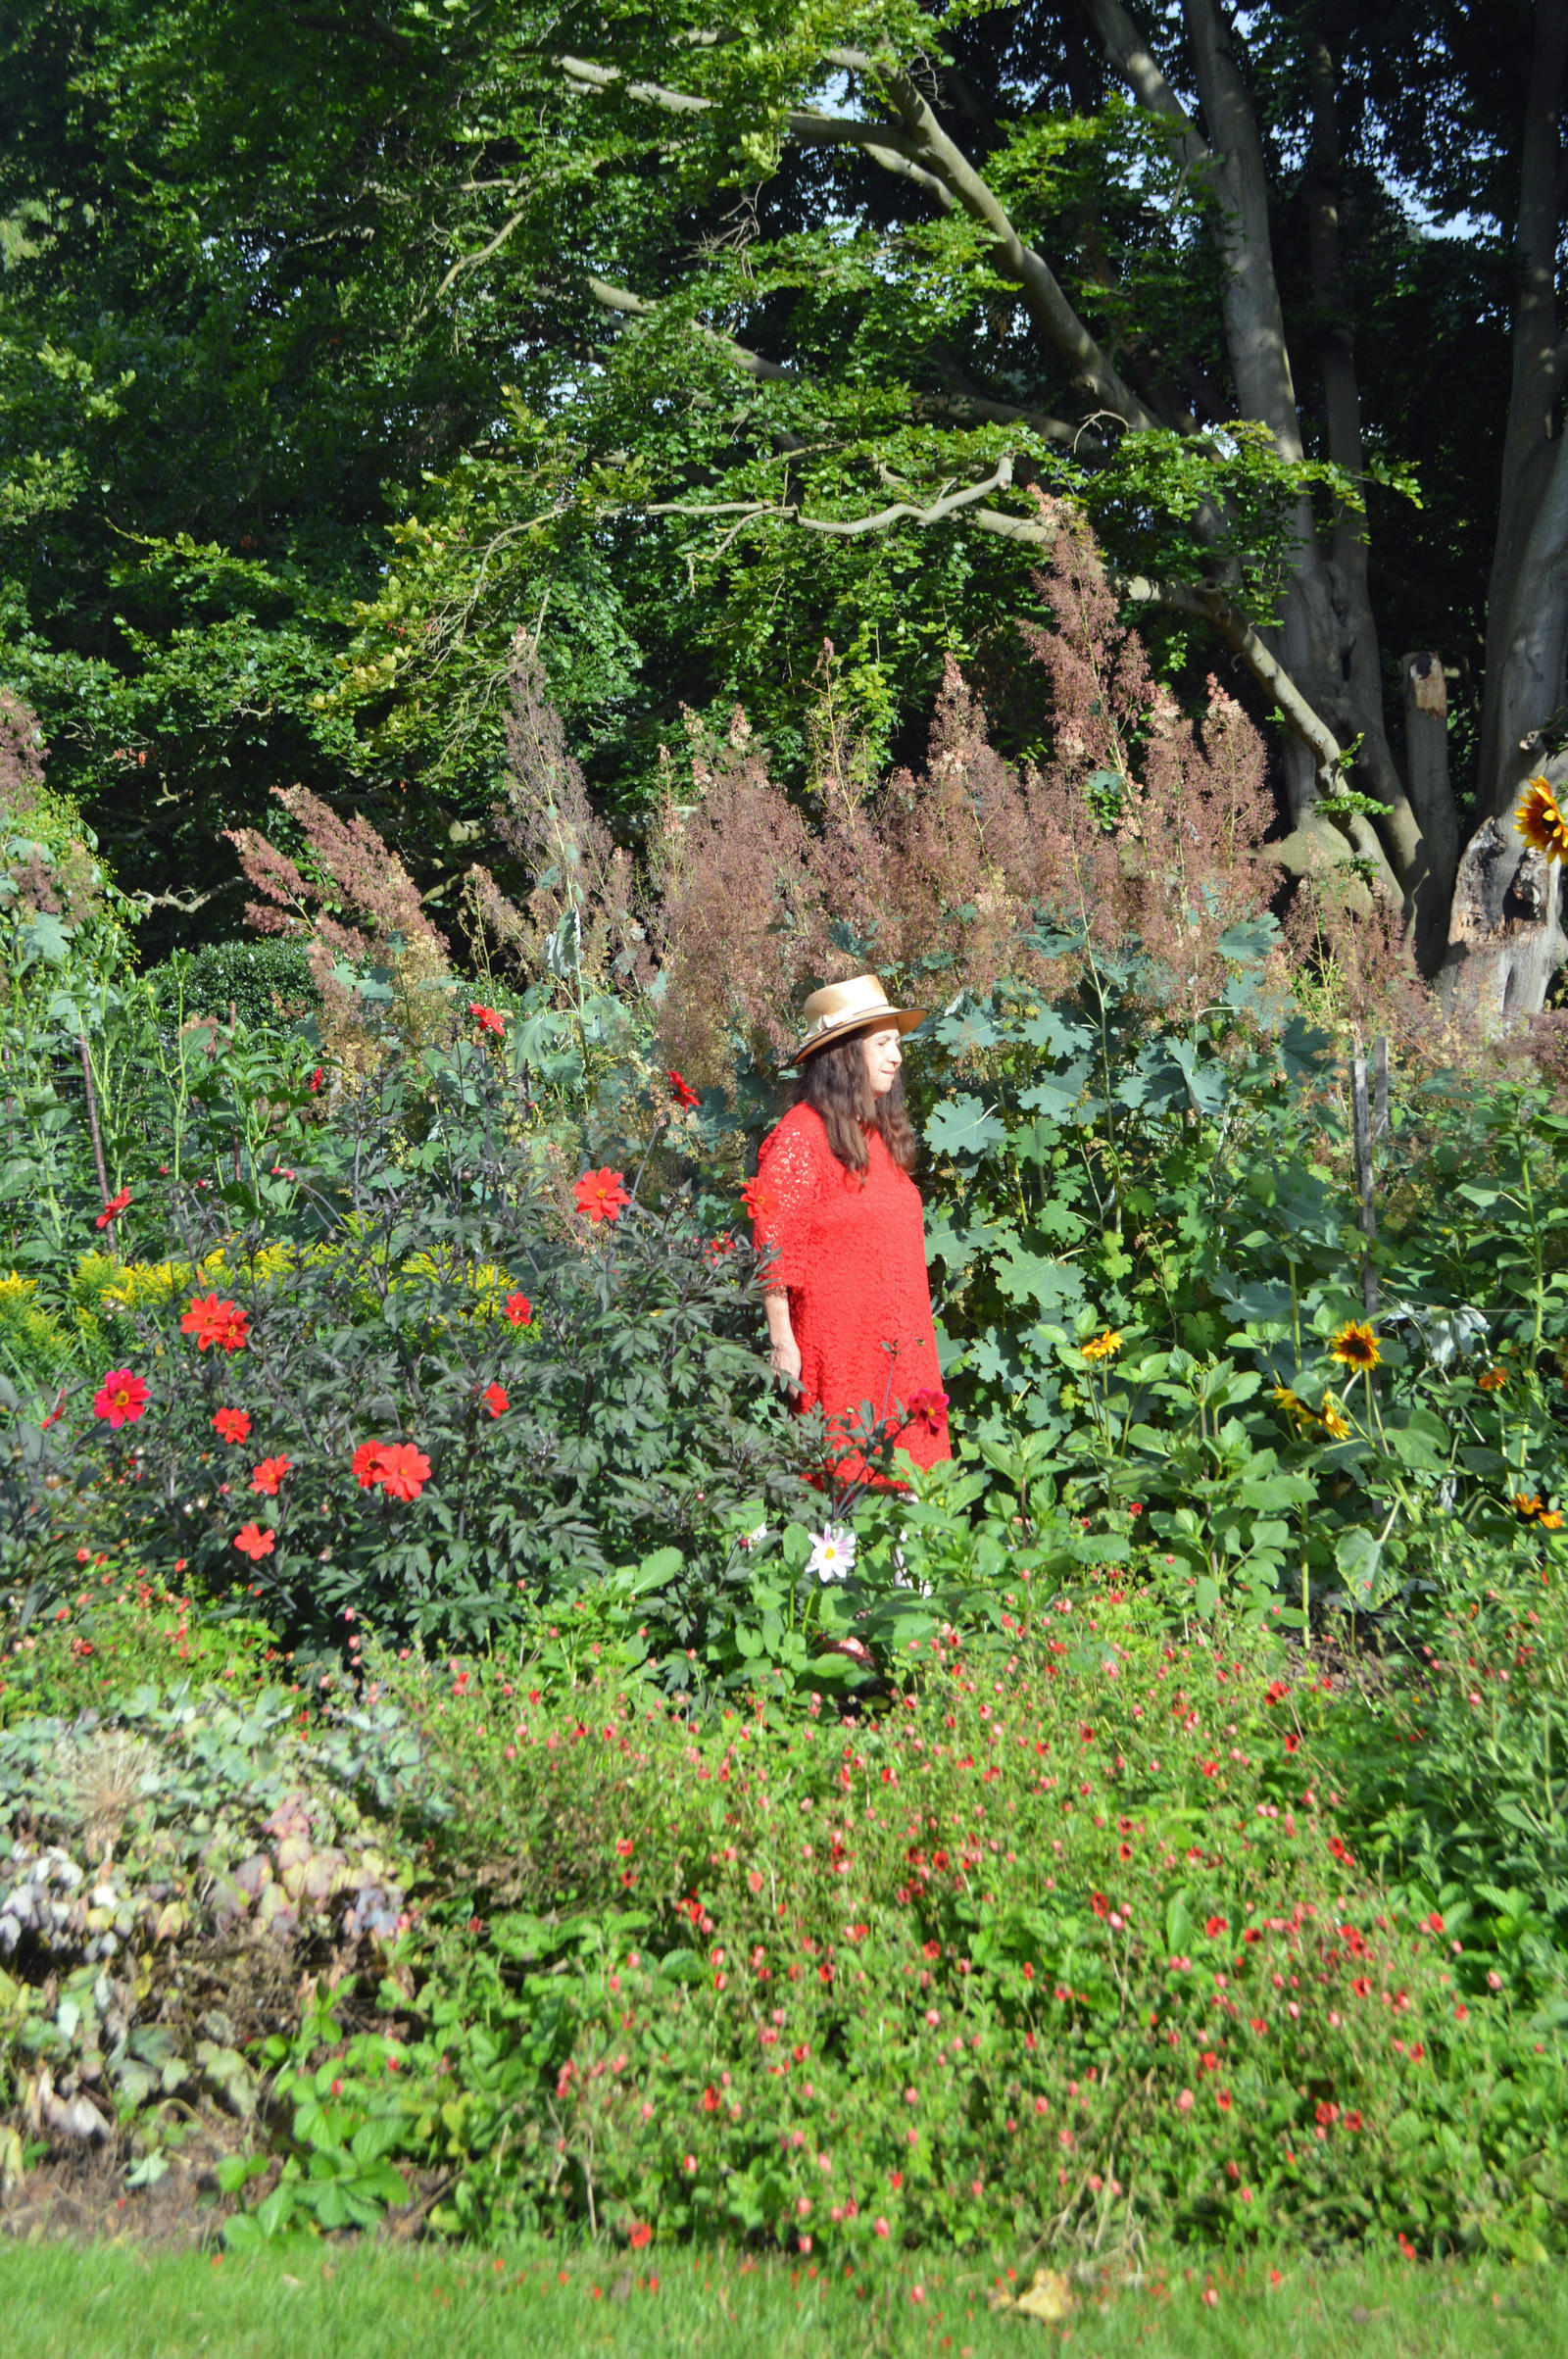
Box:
[78,1031,111,1214]
[1350,1052,1377,1316]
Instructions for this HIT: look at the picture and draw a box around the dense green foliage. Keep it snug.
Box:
[0,0,1531,939]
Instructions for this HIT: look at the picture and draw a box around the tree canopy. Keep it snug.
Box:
[0,0,1555,995]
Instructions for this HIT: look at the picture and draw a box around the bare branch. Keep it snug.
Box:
[643,453,1018,537]
[585,275,790,380]
[795,452,1016,535]
[430,207,530,308]
[557,53,711,113]
[1120,573,1345,779]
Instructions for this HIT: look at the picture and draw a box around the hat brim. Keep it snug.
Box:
[790,1005,928,1066]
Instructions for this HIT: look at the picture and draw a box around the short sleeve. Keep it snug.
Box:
[750,1109,823,1292]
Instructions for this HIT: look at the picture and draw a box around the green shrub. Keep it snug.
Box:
[19,1039,811,1659]
[223,1614,1568,2262]
[148,938,320,1029]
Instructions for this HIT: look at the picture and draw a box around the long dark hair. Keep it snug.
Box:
[792,1029,918,1178]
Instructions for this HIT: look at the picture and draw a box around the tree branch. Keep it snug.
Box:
[644,453,1018,537]
[1082,0,1211,175]
[814,64,1162,430]
[558,48,1160,431]
[430,208,531,308]
[557,53,712,113]
[585,276,790,380]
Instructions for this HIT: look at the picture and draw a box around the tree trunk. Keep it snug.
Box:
[1480,0,1568,815]
[1180,1,1433,917]
[1440,805,1567,1027]
[1400,654,1459,974]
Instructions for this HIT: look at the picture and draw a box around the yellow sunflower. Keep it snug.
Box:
[1516,776,1568,862]
[1477,1365,1507,1393]
[1081,1329,1123,1363]
[1330,1320,1382,1373]
[1271,1384,1312,1427]
[1514,1492,1544,1521]
[1318,1392,1351,1440]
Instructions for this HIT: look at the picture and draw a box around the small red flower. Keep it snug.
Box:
[1284,1732,1300,1754]
[575,1166,631,1224]
[213,1407,252,1445]
[504,1292,532,1326]
[374,1442,431,1502]
[904,1388,950,1438]
[702,2086,720,2112]
[233,1523,275,1560]
[1264,1680,1288,1705]
[469,1001,505,1037]
[250,1454,292,1497]
[352,1441,383,1489]
[1205,1915,1228,1939]
[309,1066,324,1093]
[628,2223,653,2249]
[1091,1892,1110,1919]
[666,1068,700,1109]
[95,1186,131,1231]
[181,1293,249,1352]
[480,1382,509,1419]
[93,1368,149,1429]
[741,1176,774,1221]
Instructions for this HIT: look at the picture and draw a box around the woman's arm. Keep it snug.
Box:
[763,1288,802,1392]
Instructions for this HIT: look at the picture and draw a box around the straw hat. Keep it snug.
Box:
[790,974,928,1065]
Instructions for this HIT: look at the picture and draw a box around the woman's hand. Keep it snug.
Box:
[763,1290,802,1395]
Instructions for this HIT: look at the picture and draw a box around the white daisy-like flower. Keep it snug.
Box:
[806,1525,857,1583]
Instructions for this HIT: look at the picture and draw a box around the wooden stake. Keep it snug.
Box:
[1350,1055,1377,1316]
[1373,1033,1389,1141]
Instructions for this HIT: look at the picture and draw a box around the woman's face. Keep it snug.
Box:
[861,1025,904,1099]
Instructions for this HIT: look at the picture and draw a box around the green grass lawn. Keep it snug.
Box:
[0,2237,1559,2359]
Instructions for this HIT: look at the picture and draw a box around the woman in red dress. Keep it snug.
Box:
[748,974,952,1480]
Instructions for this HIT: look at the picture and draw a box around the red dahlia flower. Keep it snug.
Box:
[666,1069,700,1109]
[469,1002,505,1036]
[352,1441,384,1489]
[95,1186,131,1230]
[904,1388,950,1437]
[372,1442,431,1502]
[740,1177,774,1221]
[503,1292,532,1325]
[181,1293,250,1352]
[93,1368,149,1429]
[213,1407,252,1444]
[480,1382,509,1419]
[233,1523,275,1560]
[250,1454,292,1497]
[574,1166,631,1223]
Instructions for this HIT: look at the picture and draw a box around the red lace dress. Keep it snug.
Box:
[750,1104,952,1475]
